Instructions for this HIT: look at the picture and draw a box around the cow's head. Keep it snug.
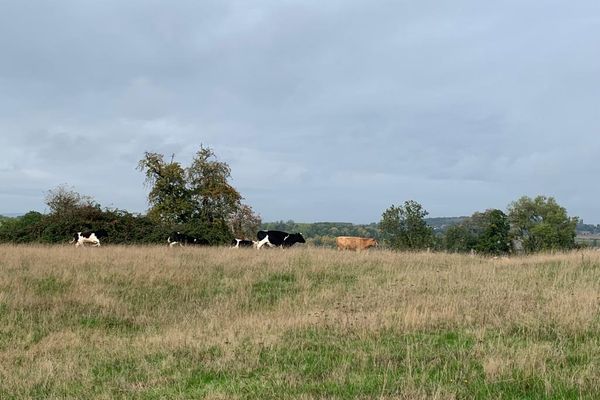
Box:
[289,233,305,244]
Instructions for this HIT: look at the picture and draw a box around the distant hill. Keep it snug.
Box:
[0,213,24,218]
[576,222,600,235]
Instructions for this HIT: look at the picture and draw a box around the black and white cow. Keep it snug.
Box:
[71,230,108,247]
[231,238,256,248]
[256,230,305,249]
[167,232,209,247]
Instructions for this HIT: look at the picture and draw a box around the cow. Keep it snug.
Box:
[336,236,378,251]
[71,230,108,247]
[256,230,305,249]
[167,232,209,247]
[231,238,256,248]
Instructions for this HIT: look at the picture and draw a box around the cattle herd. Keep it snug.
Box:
[71,229,378,251]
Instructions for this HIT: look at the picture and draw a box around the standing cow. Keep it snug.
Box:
[336,236,378,251]
[71,230,108,247]
[256,230,305,249]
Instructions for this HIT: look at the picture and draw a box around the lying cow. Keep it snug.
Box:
[231,238,256,248]
[256,230,305,249]
[71,230,108,247]
[167,232,209,247]
[336,236,378,251]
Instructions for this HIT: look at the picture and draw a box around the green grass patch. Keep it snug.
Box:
[28,275,71,296]
[248,272,298,308]
[79,314,141,334]
[308,270,358,290]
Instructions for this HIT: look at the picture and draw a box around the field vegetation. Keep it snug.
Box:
[1,245,599,399]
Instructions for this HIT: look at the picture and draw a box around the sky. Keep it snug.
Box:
[1,1,599,224]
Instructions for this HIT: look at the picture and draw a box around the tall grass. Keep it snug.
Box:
[0,245,599,399]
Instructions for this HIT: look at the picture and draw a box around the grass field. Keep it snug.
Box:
[0,245,599,399]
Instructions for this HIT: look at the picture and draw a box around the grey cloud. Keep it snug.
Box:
[1,1,599,223]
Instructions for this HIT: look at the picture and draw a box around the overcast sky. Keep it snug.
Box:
[1,1,599,224]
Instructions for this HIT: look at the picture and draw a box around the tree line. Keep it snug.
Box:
[0,145,581,253]
[378,196,579,254]
[0,146,261,245]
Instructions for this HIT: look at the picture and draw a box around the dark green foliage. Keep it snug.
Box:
[379,200,435,250]
[443,209,511,255]
[137,152,193,224]
[444,223,479,253]
[474,209,511,255]
[0,211,45,243]
[508,196,579,252]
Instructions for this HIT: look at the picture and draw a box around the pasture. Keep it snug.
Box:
[0,245,599,399]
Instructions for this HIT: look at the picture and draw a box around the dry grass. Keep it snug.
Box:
[0,245,599,398]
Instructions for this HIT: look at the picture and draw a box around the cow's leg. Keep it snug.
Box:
[256,237,270,249]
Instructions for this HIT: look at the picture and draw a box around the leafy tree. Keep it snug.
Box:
[138,145,252,244]
[507,195,578,252]
[137,152,192,224]
[472,209,510,255]
[442,209,511,255]
[379,200,434,250]
[186,146,243,243]
[45,184,96,214]
[443,223,478,253]
[229,204,262,240]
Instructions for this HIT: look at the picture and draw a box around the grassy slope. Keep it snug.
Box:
[0,245,599,399]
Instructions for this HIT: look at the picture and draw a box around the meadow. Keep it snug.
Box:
[0,245,599,399]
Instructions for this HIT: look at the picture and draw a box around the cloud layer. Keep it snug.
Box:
[1,1,599,223]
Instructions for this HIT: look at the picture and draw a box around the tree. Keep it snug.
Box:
[228,204,262,240]
[507,195,578,252]
[379,200,434,250]
[45,184,96,214]
[472,209,510,255]
[137,152,192,224]
[443,223,478,253]
[442,209,511,255]
[137,145,251,244]
[186,146,242,224]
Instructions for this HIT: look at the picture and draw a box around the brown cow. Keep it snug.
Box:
[336,236,378,251]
